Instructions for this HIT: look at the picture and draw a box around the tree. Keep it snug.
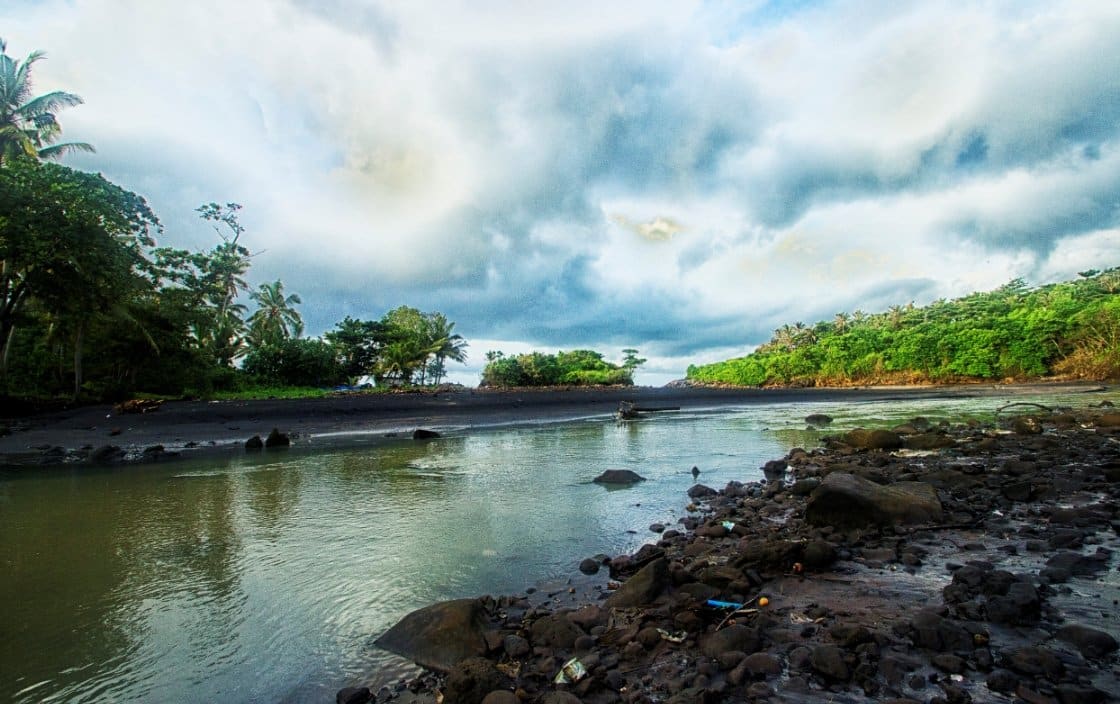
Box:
[325,316,388,385]
[424,313,468,385]
[0,160,159,394]
[0,39,94,165]
[246,279,303,349]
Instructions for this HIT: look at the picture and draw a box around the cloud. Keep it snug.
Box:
[3,0,1119,379]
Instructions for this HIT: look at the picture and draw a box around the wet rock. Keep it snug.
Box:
[606,557,668,608]
[375,598,491,673]
[810,644,850,681]
[842,428,903,450]
[986,582,1040,625]
[806,473,942,528]
[986,669,1018,693]
[245,435,264,450]
[686,484,718,499]
[90,444,124,463]
[931,653,966,673]
[742,652,783,677]
[444,657,508,704]
[265,428,290,447]
[805,413,833,426]
[336,686,371,704]
[1011,416,1043,434]
[1003,646,1064,679]
[412,428,441,439]
[762,459,788,479]
[481,692,519,704]
[1054,685,1110,704]
[700,624,761,658]
[801,540,837,569]
[904,433,956,450]
[578,558,600,575]
[790,478,820,496]
[593,469,645,485]
[539,693,582,704]
[1045,549,1112,577]
[1054,624,1119,658]
[530,614,583,649]
[502,634,530,658]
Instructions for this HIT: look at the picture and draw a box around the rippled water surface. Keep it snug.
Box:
[1,390,1113,702]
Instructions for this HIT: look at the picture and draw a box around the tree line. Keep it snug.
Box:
[481,348,645,387]
[687,270,1120,387]
[0,38,467,401]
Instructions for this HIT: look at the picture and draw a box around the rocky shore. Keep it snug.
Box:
[346,400,1120,704]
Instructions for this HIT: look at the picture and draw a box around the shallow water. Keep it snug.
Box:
[1,389,1114,703]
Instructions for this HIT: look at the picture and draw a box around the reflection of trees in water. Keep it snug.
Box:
[244,464,302,536]
[324,438,468,499]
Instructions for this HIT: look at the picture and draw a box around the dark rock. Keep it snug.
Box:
[790,478,820,496]
[1011,416,1043,435]
[336,686,371,704]
[700,624,761,657]
[931,653,966,674]
[810,644,850,681]
[1002,481,1033,502]
[1054,624,1119,658]
[265,428,290,447]
[245,435,264,450]
[443,657,507,704]
[539,693,582,704]
[90,444,124,463]
[481,692,519,704]
[806,473,942,528]
[986,669,1018,693]
[842,428,903,450]
[762,459,788,478]
[412,428,441,439]
[375,598,491,673]
[801,540,837,569]
[903,433,956,450]
[1003,646,1064,679]
[742,652,783,677]
[530,613,583,649]
[502,634,530,658]
[578,558,600,575]
[686,483,718,498]
[593,469,646,485]
[606,558,668,608]
[1054,685,1110,704]
[1046,549,1111,576]
[805,413,833,426]
[986,582,1040,625]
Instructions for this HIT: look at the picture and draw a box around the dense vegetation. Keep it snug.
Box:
[0,39,467,402]
[687,270,1120,387]
[481,348,645,387]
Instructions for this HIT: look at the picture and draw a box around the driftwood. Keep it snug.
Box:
[616,402,682,420]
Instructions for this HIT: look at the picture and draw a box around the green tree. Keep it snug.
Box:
[0,39,94,165]
[246,279,303,349]
[0,160,159,394]
[425,312,468,385]
[325,316,388,385]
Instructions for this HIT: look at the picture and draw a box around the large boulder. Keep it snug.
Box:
[841,428,903,450]
[606,557,669,608]
[805,473,942,528]
[375,598,491,673]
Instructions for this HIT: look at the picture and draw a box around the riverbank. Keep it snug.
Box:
[353,394,1120,704]
[0,381,1109,466]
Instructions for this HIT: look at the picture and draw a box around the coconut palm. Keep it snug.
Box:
[0,39,94,165]
[246,280,303,348]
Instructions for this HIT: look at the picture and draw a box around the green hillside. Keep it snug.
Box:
[687,268,1120,387]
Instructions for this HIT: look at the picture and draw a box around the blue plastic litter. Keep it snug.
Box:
[706,599,744,609]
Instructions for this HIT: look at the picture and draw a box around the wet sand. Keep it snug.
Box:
[0,382,1108,466]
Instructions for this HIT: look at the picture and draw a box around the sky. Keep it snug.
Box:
[3,0,1119,385]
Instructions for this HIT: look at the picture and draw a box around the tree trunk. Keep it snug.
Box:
[73,322,84,400]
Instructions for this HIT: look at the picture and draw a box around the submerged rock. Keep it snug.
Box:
[265,428,290,447]
[413,428,441,439]
[593,469,646,485]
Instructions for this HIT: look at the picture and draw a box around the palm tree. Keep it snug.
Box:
[423,313,468,385]
[0,39,94,165]
[246,280,302,348]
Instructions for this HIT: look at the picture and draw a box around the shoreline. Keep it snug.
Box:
[0,381,1110,467]
[352,393,1120,704]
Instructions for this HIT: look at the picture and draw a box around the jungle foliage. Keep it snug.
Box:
[686,270,1120,387]
[480,348,643,387]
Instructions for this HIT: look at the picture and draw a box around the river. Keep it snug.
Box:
[1,388,1114,702]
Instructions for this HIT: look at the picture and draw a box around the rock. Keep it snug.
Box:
[986,582,1040,625]
[444,657,507,704]
[762,459,788,479]
[1054,685,1110,704]
[903,433,956,450]
[502,634,530,658]
[90,444,123,463]
[529,613,582,649]
[686,484,718,498]
[931,653,966,673]
[592,469,646,485]
[742,652,783,677]
[245,435,264,450]
[606,557,669,608]
[374,598,491,673]
[336,686,371,704]
[801,540,837,569]
[986,669,1018,693]
[1046,549,1111,576]
[700,624,761,657]
[842,428,903,450]
[1055,624,1119,658]
[265,428,290,447]
[1011,417,1043,435]
[481,692,519,704]
[578,558,600,575]
[810,644,850,681]
[539,693,582,704]
[1003,646,1064,679]
[805,413,833,426]
[413,428,441,439]
[790,478,820,496]
[805,473,942,528]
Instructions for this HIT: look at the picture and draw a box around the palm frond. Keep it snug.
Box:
[16,90,84,117]
[37,141,95,160]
